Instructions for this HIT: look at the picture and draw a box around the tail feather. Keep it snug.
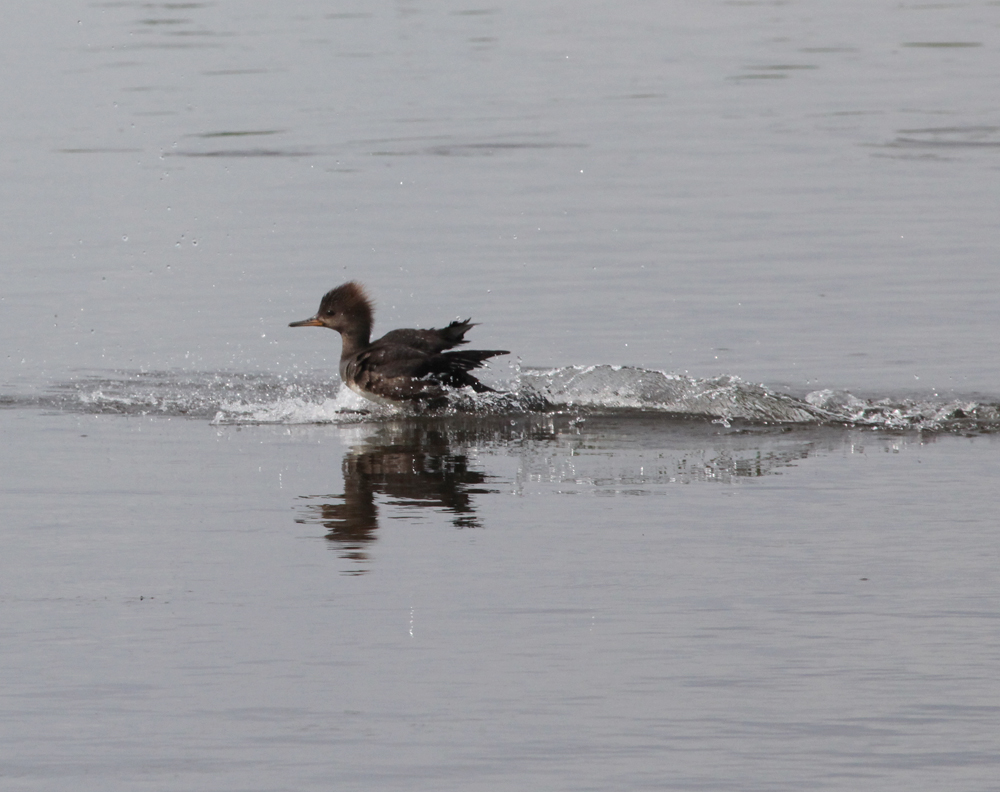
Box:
[440,319,476,347]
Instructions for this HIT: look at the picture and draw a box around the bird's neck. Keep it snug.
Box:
[338,323,371,359]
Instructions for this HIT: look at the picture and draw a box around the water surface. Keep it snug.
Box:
[2,2,1000,790]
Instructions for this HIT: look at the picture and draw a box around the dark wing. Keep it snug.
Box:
[346,344,509,401]
[376,319,477,355]
[344,346,447,403]
[412,348,510,393]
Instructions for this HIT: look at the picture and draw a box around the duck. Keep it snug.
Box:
[289,282,509,406]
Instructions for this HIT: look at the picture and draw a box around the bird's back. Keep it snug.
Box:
[375,319,475,355]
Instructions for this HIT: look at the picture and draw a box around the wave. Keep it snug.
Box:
[6,366,998,433]
[518,366,1000,432]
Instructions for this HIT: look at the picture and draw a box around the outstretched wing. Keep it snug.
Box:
[416,349,509,392]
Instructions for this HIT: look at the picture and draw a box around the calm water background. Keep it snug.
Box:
[2,1,1000,790]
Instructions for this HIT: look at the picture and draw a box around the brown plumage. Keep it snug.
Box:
[289,282,508,406]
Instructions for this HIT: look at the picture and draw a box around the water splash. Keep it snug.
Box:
[516,365,825,423]
[8,367,999,433]
[804,388,1000,433]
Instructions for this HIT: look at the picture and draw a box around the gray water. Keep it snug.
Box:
[2,2,1000,790]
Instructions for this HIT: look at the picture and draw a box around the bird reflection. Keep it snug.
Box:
[295,420,503,572]
[293,413,863,574]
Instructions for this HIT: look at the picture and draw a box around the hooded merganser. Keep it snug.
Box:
[289,282,509,406]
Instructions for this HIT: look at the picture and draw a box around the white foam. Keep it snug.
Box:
[211,384,400,425]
